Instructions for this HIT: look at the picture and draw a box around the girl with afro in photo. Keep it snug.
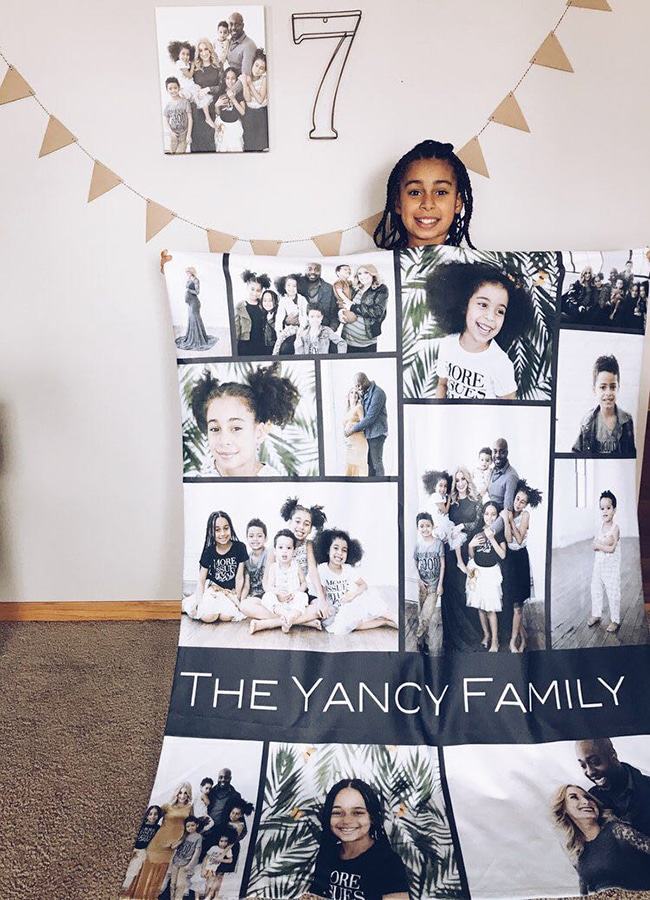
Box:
[426,261,535,400]
[190,364,299,477]
[315,528,397,635]
[235,270,271,356]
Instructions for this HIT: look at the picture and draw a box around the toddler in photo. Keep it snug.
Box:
[193,825,239,900]
[413,512,445,655]
[472,446,493,499]
[163,78,192,154]
[168,816,203,900]
[426,260,534,400]
[422,470,467,550]
[194,777,215,835]
[214,19,231,65]
[572,354,636,456]
[167,40,214,126]
[588,490,621,634]
[244,518,268,600]
[261,529,309,631]
[333,263,353,307]
[315,528,397,634]
[121,805,162,892]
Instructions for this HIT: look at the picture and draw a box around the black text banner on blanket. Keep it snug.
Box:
[121,247,650,900]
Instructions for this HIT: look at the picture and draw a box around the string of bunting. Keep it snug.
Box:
[0,0,611,256]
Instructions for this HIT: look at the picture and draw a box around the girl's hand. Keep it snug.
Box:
[342,589,358,602]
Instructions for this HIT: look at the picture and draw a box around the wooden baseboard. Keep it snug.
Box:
[0,601,181,622]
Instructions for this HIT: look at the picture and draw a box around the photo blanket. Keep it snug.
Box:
[121,247,650,900]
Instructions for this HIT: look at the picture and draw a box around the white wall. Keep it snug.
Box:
[1,0,649,600]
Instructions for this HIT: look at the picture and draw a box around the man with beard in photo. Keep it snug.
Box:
[486,438,519,536]
[227,11,257,77]
[575,738,650,837]
[299,263,338,329]
[207,767,243,831]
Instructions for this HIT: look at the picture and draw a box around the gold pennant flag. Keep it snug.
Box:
[358,212,382,239]
[490,93,530,133]
[0,66,33,104]
[567,0,611,9]
[457,137,490,178]
[145,200,175,242]
[531,33,574,72]
[250,240,281,256]
[87,161,122,203]
[39,116,76,158]
[207,229,238,253]
[312,230,343,257]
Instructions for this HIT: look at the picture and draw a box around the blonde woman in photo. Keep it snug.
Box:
[343,387,369,477]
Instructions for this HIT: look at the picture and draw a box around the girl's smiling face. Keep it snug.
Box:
[213,515,233,547]
[225,69,238,89]
[395,158,463,248]
[329,537,348,567]
[146,808,160,825]
[285,277,298,298]
[206,395,265,477]
[261,290,275,311]
[436,477,448,496]
[462,282,508,351]
[330,787,373,849]
[483,504,498,525]
[248,280,263,303]
[290,509,312,542]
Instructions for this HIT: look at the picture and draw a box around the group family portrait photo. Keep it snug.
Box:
[156,6,268,154]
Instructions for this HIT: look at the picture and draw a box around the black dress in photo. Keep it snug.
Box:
[191,64,223,153]
[441,497,483,652]
[175,277,218,352]
[237,303,266,356]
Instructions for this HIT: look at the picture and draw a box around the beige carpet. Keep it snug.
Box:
[0,619,648,900]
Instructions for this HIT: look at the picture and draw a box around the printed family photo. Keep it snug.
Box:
[155,6,268,154]
[320,357,398,478]
[180,360,318,478]
[551,458,648,650]
[404,404,550,656]
[555,330,643,457]
[164,251,232,357]
[226,252,397,357]
[180,480,399,652]
[560,248,649,333]
[401,246,557,400]
[444,735,650,899]
[120,735,263,899]
[248,742,463,900]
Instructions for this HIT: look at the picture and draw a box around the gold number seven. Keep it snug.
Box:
[292,9,362,140]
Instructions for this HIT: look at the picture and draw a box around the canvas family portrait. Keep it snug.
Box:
[156,6,268,154]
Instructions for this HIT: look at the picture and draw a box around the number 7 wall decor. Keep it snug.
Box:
[120,246,650,900]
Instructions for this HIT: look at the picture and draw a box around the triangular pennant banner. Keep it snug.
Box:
[567,0,611,9]
[250,240,282,256]
[358,212,382,239]
[145,200,175,242]
[490,93,530,133]
[456,137,490,179]
[207,229,238,253]
[312,230,343,257]
[39,116,76,158]
[531,33,574,72]
[87,161,122,203]
[0,66,33,104]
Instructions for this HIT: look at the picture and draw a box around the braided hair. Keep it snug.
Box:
[201,510,239,558]
[374,140,475,250]
[191,364,299,431]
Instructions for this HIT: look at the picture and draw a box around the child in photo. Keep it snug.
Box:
[413,512,445,655]
[333,263,353,307]
[373,139,475,249]
[472,446,493,499]
[572,354,636,456]
[588,490,621,634]
[214,19,231,65]
[190,364,300,477]
[164,78,193,154]
[194,826,239,900]
[235,269,272,356]
[226,804,249,842]
[168,816,203,900]
[274,274,309,352]
[294,305,347,355]
[315,528,397,634]
[214,68,246,152]
[193,777,214,835]
[242,49,269,152]
[504,479,542,653]
[243,518,268,600]
[422,470,467,550]
[121,806,162,892]
[167,41,214,126]
[183,510,248,623]
[260,530,310,631]
[466,501,507,652]
[427,261,534,400]
[260,289,278,353]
